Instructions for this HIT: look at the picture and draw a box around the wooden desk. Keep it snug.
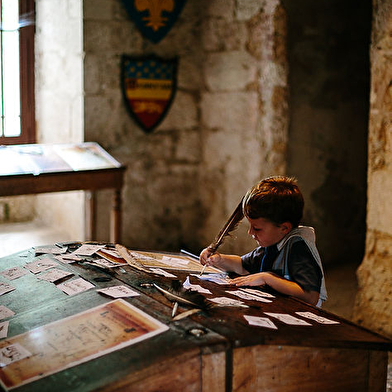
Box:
[0,143,126,243]
[0,244,390,392]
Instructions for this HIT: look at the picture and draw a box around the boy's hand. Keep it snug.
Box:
[231,272,268,287]
[199,248,222,267]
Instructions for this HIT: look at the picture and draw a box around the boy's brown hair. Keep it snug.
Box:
[242,176,304,227]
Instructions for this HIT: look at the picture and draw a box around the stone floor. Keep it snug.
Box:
[0,221,390,390]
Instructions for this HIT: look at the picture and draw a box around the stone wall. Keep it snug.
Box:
[353,0,392,338]
[34,0,85,240]
[83,0,288,253]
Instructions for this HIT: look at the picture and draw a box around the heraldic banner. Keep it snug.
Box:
[121,55,178,133]
[121,0,187,43]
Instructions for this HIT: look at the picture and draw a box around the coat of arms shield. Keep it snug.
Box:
[121,0,187,43]
[121,55,178,133]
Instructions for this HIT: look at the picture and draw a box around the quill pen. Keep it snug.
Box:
[207,198,244,254]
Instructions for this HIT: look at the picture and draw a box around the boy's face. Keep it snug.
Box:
[246,217,291,247]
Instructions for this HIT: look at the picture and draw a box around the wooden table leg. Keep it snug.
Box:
[85,190,97,241]
[110,189,122,244]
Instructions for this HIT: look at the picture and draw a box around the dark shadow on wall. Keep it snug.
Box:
[282,0,372,267]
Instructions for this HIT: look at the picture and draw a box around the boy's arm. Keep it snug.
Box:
[199,248,248,275]
[231,272,319,305]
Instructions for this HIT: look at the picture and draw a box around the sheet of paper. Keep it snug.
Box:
[0,343,32,368]
[56,277,95,296]
[0,322,9,339]
[244,315,278,329]
[160,256,189,267]
[54,254,83,264]
[0,299,168,389]
[226,289,272,303]
[0,282,16,296]
[0,306,15,321]
[24,258,59,274]
[264,312,312,326]
[72,244,106,257]
[295,311,340,325]
[97,285,140,298]
[240,287,275,298]
[36,269,73,283]
[86,259,120,269]
[0,267,28,281]
[196,272,232,285]
[34,246,67,256]
[208,297,248,308]
[183,276,212,294]
[149,268,177,278]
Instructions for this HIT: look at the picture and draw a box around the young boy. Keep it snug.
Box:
[199,176,327,307]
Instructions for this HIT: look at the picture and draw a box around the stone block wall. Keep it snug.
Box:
[83,0,288,253]
[353,0,392,338]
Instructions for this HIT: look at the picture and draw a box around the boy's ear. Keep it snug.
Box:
[280,222,292,234]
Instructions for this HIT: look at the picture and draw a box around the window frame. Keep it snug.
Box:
[0,0,35,145]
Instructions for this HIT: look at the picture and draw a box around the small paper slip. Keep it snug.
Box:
[0,282,16,296]
[34,246,67,255]
[264,312,312,326]
[196,272,232,285]
[57,277,95,296]
[0,306,15,320]
[226,290,272,303]
[295,311,340,325]
[88,258,119,269]
[0,321,9,339]
[54,254,83,264]
[0,267,28,281]
[160,256,189,267]
[208,297,248,308]
[24,257,58,274]
[37,268,73,283]
[183,276,212,294]
[150,268,177,278]
[97,285,140,298]
[73,244,106,256]
[0,343,31,367]
[241,288,275,298]
[244,315,278,329]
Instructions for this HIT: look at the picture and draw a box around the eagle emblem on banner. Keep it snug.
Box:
[121,0,187,43]
[121,55,178,133]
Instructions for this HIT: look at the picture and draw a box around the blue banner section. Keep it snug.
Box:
[121,0,187,43]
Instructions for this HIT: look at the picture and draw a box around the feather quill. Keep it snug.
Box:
[207,198,244,253]
[153,280,211,310]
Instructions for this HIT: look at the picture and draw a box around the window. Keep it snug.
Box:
[0,0,35,145]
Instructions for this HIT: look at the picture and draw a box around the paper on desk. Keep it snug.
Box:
[87,258,120,269]
[196,272,232,285]
[159,256,189,267]
[150,268,177,278]
[0,343,31,367]
[0,267,28,281]
[240,287,275,298]
[56,277,95,296]
[208,297,248,308]
[264,312,312,326]
[33,246,67,256]
[54,254,83,264]
[24,258,59,274]
[226,290,272,303]
[295,311,340,325]
[244,315,278,329]
[0,306,15,321]
[183,276,212,294]
[0,282,16,296]
[36,269,73,283]
[97,285,140,298]
[72,244,106,257]
[0,321,9,339]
